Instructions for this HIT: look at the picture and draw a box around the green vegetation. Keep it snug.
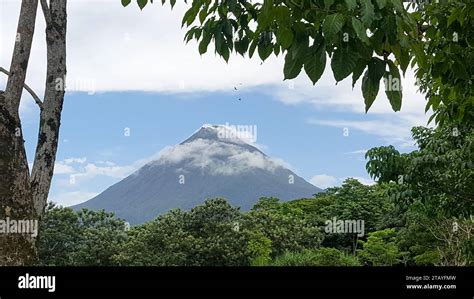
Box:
[38,121,473,267]
[366,122,473,266]
[271,248,360,266]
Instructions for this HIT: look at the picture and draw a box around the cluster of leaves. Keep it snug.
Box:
[37,203,129,266]
[357,228,405,266]
[271,247,360,266]
[397,202,473,266]
[366,123,474,217]
[114,198,324,266]
[287,179,398,253]
[365,121,473,266]
[243,197,323,258]
[114,198,251,266]
[411,0,474,125]
[122,0,418,113]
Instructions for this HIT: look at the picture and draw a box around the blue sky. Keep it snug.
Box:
[20,88,420,206]
[1,1,431,206]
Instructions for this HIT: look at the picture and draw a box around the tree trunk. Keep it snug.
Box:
[0,0,39,266]
[31,0,67,216]
[1,0,68,265]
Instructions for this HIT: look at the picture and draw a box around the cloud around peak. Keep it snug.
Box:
[148,138,289,176]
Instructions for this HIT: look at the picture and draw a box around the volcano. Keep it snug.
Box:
[73,124,321,224]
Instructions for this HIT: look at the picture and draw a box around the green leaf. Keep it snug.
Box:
[235,37,250,56]
[331,44,361,82]
[278,27,294,49]
[137,0,148,10]
[284,40,308,80]
[325,0,335,9]
[258,43,273,61]
[352,59,367,88]
[249,39,259,58]
[362,70,379,112]
[274,6,291,25]
[361,0,375,26]
[351,17,370,45]
[344,0,357,11]
[376,0,387,9]
[368,57,386,83]
[384,60,402,111]
[304,37,326,84]
[284,52,303,80]
[198,32,212,54]
[323,13,345,42]
[221,45,230,62]
[362,58,386,112]
[199,7,208,24]
[392,44,410,75]
[390,0,404,13]
[121,0,132,7]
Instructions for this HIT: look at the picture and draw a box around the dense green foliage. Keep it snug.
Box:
[357,228,404,266]
[366,122,473,266]
[288,179,398,253]
[271,248,360,266]
[38,161,472,266]
[114,199,251,266]
[37,203,128,266]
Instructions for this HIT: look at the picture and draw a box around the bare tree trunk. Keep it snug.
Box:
[31,0,67,216]
[0,0,68,265]
[0,0,39,266]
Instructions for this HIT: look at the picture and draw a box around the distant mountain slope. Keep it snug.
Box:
[73,125,321,224]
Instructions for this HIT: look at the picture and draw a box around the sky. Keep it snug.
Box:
[0,1,431,207]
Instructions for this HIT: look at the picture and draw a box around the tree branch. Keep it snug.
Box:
[40,0,52,25]
[0,66,43,110]
[31,0,67,216]
[4,0,39,116]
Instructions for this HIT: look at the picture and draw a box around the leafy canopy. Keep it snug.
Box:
[123,0,417,114]
[123,0,473,126]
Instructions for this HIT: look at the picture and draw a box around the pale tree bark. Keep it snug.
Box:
[31,0,67,216]
[1,0,67,266]
[0,0,39,266]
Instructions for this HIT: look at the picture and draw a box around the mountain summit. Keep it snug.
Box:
[73,124,322,224]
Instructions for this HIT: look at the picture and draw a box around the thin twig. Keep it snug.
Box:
[0,66,43,109]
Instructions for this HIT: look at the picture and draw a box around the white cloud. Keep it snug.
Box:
[53,162,76,175]
[49,191,99,207]
[150,138,288,176]
[344,149,368,155]
[310,174,338,189]
[96,160,116,166]
[308,118,417,147]
[49,136,292,206]
[0,0,284,96]
[64,157,87,164]
[52,158,140,188]
[56,163,139,187]
[51,132,288,189]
